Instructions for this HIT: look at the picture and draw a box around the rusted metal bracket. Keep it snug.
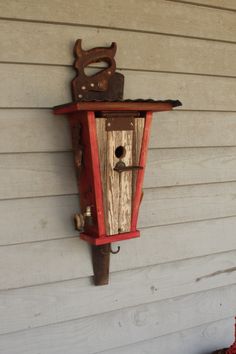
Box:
[106,117,134,131]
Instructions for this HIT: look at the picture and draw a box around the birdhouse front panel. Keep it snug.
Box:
[95,113,145,236]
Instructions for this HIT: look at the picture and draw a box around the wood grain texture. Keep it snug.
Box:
[117,131,133,233]
[95,118,108,232]
[106,131,121,234]
[100,317,235,354]
[0,0,235,42]
[0,285,235,354]
[132,117,145,198]
[103,130,133,234]
[2,148,236,200]
[1,248,236,334]
[1,20,236,77]
[1,110,236,153]
[1,64,236,110]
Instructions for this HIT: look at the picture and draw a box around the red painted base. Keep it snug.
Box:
[80,230,140,245]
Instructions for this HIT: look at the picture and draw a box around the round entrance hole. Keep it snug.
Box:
[115,145,126,159]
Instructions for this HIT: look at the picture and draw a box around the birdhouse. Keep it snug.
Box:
[53,39,182,285]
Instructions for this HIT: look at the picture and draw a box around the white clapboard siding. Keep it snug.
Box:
[0,195,79,245]
[2,148,236,199]
[140,182,236,228]
[1,195,236,269]
[151,111,236,149]
[1,231,236,290]
[1,110,236,153]
[101,317,235,354]
[1,252,236,334]
[171,0,236,10]
[0,285,235,354]
[146,147,236,188]
[0,1,235,42]
[0,109,71,153]
[1,21,236,77]
[0,2,236,353]
[2,182,236,245]
[0,152,77,199]
[1,65,236,110]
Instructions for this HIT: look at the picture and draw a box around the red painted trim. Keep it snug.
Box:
[53,101,178,114]
[131,111,153,231]
[87,111,106,236]
[80,230,140,245]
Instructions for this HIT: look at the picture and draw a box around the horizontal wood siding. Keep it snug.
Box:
[0,0,235,41]
[169,0,236,11]
[0,285,236,354]
[1,110,236,153]
[100,318,235,354]
[1,64,236,109]
[2,148,236,200]
[1,251,236,333]
[0,1,236,353]
[1,20,236,76]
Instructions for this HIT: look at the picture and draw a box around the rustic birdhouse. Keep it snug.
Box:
[53,39,182,285]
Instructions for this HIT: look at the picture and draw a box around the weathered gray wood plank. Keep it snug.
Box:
[1,20,236,76]
[0,0,235,42]
[0,285,235,354]
[1,249,236,334]
[1,64,236,110]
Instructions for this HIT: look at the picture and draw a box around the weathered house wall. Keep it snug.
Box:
[0,1,236,353]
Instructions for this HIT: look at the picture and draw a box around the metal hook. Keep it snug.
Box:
[110,245,120,254]
[99,244,120,255]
